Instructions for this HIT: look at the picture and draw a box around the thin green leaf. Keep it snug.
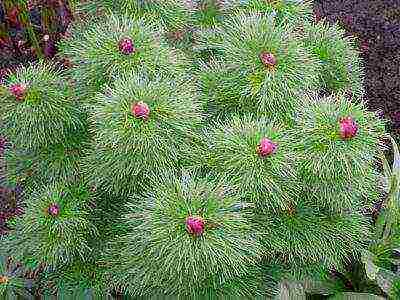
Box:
[380,151,391,184]
[376,268,398,294]
[390,136,400,177]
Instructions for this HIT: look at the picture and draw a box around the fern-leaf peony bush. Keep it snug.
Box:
[104,172,266,298]
[82,72,202,196]
[198,13,320,123]
[0,62,84,151]
[0,1,389,298]
[60,14,189,99]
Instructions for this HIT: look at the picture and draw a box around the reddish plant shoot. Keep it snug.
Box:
[260,51,277,68]
[47,203,60,217]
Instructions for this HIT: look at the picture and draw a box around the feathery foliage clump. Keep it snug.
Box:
[105,172,265,298]
[303,21,364,99]
[291,93,385,211]
[0,256,31,299]
[191,0,240,29]
[83,72,202,196]
[0,0,392,298]
[60,14,188,99]
[292,93,384,181]
[81,0,194,49]
[203,94,381,281]
[0,62,84,151]
[198,13,320,122]
[4,132,87,187]
[205,116,298,211]
[253,202,370,276]
[0,62,87,191]
[237,0,313,26]
[81,0,191,26]
[3,183,97,267]
[118,0,193,37]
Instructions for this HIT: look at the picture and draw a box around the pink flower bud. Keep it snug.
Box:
[339,116,358,140]
[118,37,136,55]
[47,203,60,217]
[131,101,150,120]
[257,137,278,157]
[260,51,277,67]
[9,83,27,101]
[186,216,205,236]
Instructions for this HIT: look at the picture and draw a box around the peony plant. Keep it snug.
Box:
[0,0,389,298]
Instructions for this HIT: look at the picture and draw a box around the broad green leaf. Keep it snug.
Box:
[302,279,341,296]
[390,136,400,177]
[374,208,388,239]
[376,268,398,294]
[389,136,400,206]
[275,281,306,300]
[380,151,392,184]
[361,250,380,280]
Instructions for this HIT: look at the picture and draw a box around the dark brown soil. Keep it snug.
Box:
[0,1,72,82]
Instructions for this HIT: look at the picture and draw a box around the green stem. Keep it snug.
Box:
[17,0,43,59]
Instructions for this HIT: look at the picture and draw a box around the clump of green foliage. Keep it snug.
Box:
[0,0,394,299]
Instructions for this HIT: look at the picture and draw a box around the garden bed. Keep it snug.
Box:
[0,1,399,299]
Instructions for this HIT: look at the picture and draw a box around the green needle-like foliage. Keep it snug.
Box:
[38,258,109,298]
[291,93,384,212]
[0,62,84,151]
[78,0,196,53]
[83,73,202,196]
[80,0,192,30]
[4,131,88,188]
[303,21,364,99]
[198,13,320,123]
[191,0,240,29]
[237,0,313,26]
[205,116,299,211]
[253,200,371,276]
[264,260,335,289]
[60,14,188,99]
[0,2,391,298]
[105,172,263,298]
[302,165,381,212]
[188,1,244,63]
[3,184,97,267]
[120,0,192,32]
[292,93,385,182]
